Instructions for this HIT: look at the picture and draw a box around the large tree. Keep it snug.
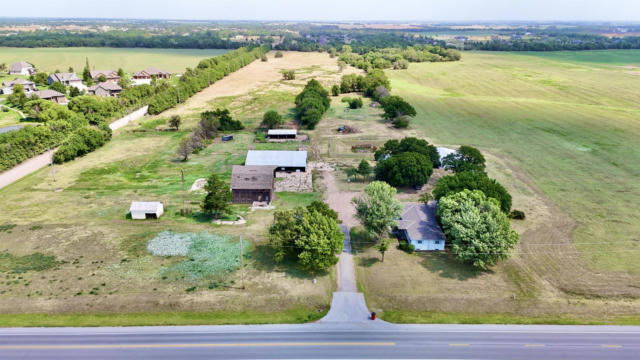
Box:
[268,203,343,272]
[261,110,283,129]
[202,173,232,218]
[442,145,486,173]
[375,137,440,168]
[375,152,433,188]
[379,95,416,120]
[433,171,512,213]
[352,181,402,241]
[437,189,519,269]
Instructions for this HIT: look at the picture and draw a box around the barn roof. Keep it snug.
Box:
[129,201,163,213]
[230,165,276,190]
[267,129,297,136]
[245,150,307,168]
[9,61,34,72]
[397,202,445,241]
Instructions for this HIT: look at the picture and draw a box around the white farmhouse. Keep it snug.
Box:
[397,202,446,251]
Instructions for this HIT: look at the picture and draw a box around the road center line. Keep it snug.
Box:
[0,342,396,350]
[448,343,470,347]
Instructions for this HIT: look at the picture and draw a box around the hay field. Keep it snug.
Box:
[0,47,229,73]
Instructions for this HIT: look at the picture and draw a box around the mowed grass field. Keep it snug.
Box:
[0,47,229,73]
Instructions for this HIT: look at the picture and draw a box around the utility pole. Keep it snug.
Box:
[49,147,56,182]
[177,86,181,104]
[180,169,186,214]
[240,236,245,290]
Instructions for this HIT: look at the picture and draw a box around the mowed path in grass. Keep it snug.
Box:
[0,47,229,73]
[387,51,640,274]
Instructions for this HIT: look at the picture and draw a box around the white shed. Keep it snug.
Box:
[129,201,164,219]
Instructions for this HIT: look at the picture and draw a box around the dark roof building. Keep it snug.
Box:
[8,61,36,75]
[90,70,120,83]
[88,82,122,97]
[230,165,276,204]
[396,202,446,251]
[31,90,67,104]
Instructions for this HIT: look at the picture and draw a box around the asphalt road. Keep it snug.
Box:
[1,323,639,359]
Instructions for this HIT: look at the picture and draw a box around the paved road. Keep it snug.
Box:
[1,323,639,359]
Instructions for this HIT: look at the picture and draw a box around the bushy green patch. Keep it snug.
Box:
[274,192,322,208]
[0,224,16,232]
[0,252,58,273]
[148,231,248,282]
[139,118,166,130]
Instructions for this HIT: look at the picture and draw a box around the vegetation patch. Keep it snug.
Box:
[0,252,58,273]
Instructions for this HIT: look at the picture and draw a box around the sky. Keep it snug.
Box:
[3,0,640,22]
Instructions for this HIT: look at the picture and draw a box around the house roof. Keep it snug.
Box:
[90,70,118,79]
[245,150,307,168]
[267,129,297,136]
[50,72,81,82]
[133,67,171,78]
[89,82,122,91]
[397,202,446,241]
[230,165,276,190]
[2,78,35,87]
[32,90,65,99]
[9,61,34,72]
[129,201,163,213]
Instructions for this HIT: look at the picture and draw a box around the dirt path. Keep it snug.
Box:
[321,170,359,227]
[0,148,56,189]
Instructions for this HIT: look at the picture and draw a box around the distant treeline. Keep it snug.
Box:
[465,34,640,51]
[0,31,244,49]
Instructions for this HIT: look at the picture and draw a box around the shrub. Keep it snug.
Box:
[392,117,409,128]
[202,108,243,132]
[275,51,283,58]
[295,79,330,129]
[509,210,526,220]
[348,97,363,109]
[398,242,415,254]
[380,95,416,120]
[331,84,340,96]
[433,171,512,213]
[261,54,268,62]
[52,126,106,164]
[282,69,295,80]
[262,110,283,129]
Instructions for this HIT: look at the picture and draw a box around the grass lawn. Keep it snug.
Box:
[0,47,229,73]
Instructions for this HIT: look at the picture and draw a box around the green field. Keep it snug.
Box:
[0,47,229,73]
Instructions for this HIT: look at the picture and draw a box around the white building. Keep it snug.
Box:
[397,202,446,251]
[129,201,164,220]
[8,61,36,76]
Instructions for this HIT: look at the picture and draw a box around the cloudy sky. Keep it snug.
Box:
[3,0,640,22]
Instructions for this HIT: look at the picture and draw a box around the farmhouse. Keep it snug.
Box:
[8,61,36,75]
[267,129,297,139]
[396,202,446,251]
[245,150,307,172]
[132,67,172,85]
[48,72,84,89]
[31,90,68,105]
[230,165,276,204]
[129,201,164,219]
[1,78,37,94]
[88,82,122,97]
[90,70,120,83]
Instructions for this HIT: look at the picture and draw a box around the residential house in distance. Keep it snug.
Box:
[129,201,164,220]
[8,61,36,75]
[88,82,122,97]
[230,165,276,204]
[396,202,446,251]
[267,129,297,140]
[1,78,37,95]
[132,67,172,85]
[48,72,85,90]
[31,90,68,105]
[245,150,307,172]
[89,70,120,83]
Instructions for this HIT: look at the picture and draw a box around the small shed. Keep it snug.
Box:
[396,202,445,251]
[230,165,276,204]
[245,150,307,172]
[267,129,297,139]
[129,201,164,219]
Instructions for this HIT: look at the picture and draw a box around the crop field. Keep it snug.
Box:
[0,47,229,73]
[355,50,640,322]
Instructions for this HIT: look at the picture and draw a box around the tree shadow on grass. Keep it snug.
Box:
[359,257,380,267]
[251,244,327,280]
[419,251,491,281]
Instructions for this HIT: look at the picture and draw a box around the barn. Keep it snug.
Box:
[245,150,307,172]
[230,165,276,204]
[267,129,297,139]
[129,201,164,219]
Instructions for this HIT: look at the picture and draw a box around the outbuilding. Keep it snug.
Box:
[129,201,164,219]
[396,202,446,251]
[245,150,307,172]
[230,165,276,204]
[267,129,297,139]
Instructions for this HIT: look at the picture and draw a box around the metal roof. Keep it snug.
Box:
[437,147,456,162]
[129,201,163,213]
[245,150,307,168]
[397,202,446,241]
[267,129,297,136]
